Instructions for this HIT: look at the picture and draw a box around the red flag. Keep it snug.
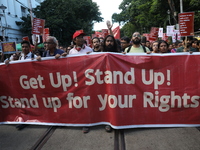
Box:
[149,27,159,42]
[92,34,96,38]
[94,31,102,37]
[22,36,30,42]
[83,36,92,48]
[43,28,50,42]
[162,33,168,42]
[101,29,109,38]
[142,33,150,41]
[112,26,120,39]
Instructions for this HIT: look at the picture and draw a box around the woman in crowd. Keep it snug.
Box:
[158,40,169,53]
[151,41,159,53]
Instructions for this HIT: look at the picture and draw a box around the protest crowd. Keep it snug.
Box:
[1,20,200,64]
[0,17,200,134]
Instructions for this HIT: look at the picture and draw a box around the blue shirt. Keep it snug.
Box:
[43,49,64,57]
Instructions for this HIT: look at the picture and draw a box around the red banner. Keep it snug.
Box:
[83,36,92,48]
[179,12,194,36]
[162,33,168,42]
[22,36,30,42]
[32,18,45,35]
[1,53,200,129]
[143,33,150,41]
[112,26,120,39]
[101,29,109,38]
[149,27,159,42]
[42,28,50,42]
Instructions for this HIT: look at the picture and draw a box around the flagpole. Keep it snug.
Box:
[180,0,183,13]
[28,0,33,27]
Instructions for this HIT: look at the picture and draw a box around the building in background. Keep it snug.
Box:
[0,0,43,43]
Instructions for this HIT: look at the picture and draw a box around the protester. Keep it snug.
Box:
[168,44,173,53]
[178,42,183,48]
[69,30,93,55]
[158,40,169,53]
[101,34,121,132]
[92,37,102,52]
[141,36,146,47]
[151,41,159,53]
[5,40,38,64]
[176,36,197,52]
[116,39,122,52]
[168,42,177,53]
[68,30,93,133]
[3,52,21,64]
[42,36,66,59]
[4,40,39,129]
[99,37,104,47]
[124,32,150,53]
[66,45,73,54]
[59,46,64,50]
[102,35,120,52]
[146,40,152,51]
[191,38,199,52]
[120,36,131,52]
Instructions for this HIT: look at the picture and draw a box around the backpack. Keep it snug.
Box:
[127,45,147,53]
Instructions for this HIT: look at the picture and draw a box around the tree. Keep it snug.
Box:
[112,0,200,37]
[16,15,32,38]
[18,0,103,46]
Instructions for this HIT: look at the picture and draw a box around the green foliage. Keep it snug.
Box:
[18,0,102,46]
[16,15,32,37]
[113,0,200,36]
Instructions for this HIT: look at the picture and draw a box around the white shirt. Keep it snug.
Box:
[69,45,92,55]
[19,52,37,60]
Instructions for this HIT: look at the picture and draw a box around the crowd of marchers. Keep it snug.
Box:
[1,23,200,132]
[1,29,199,64]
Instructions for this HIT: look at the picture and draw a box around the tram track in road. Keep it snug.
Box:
[29,126,125,150]
[114,129,126,150]
[197,127,200,131]
[30,126,57,150]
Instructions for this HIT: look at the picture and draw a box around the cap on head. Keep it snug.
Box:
[73,30,85,39]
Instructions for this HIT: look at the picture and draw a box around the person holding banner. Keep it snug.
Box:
[158,40,169,53]
[42,36,66,58]
[3,52,21,63]
[120,36,131,52]
[5,40,38,64]
[191,38,199,52]
[92,37,102,52]
[124,32,150,53]
[176,36,197,53]
[102,35,120,52]
[69,30,93,55]
[151,41,159,53]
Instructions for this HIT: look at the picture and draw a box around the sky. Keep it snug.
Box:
[92,0,122,31]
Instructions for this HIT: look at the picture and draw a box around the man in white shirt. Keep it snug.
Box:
[19,40,37,60]
[5,40,38,64]
[69,30,92,55]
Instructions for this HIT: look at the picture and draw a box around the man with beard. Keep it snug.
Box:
[102,35,120,52]
[92,37,102,52]
[124,32,150,53]
[176,36,197,52]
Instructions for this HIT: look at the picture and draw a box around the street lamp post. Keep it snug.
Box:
[167,9,171,25]
[0,4,7,42]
